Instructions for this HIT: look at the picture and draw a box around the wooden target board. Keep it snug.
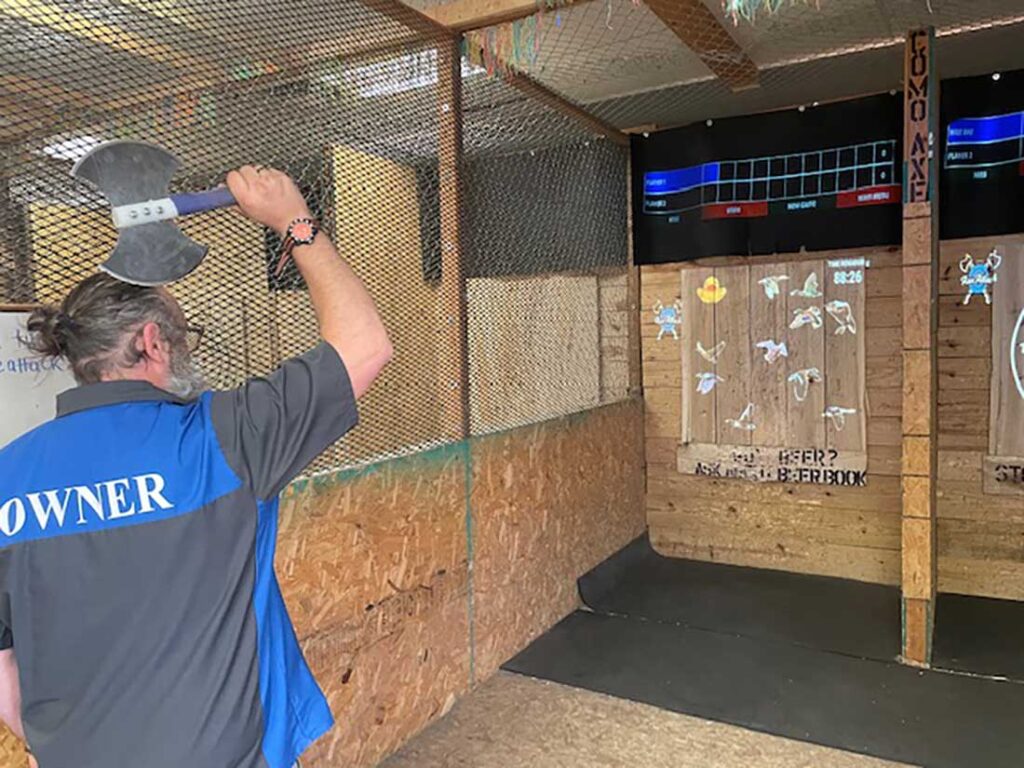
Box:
[986,244,1024,495]
[677,257,867,486]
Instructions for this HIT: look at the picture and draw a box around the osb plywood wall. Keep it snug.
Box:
[0,399,643,768]
[936,234,1024,600]
[471,402,646,678]
[642,247,904,585]
[288,398,644,768]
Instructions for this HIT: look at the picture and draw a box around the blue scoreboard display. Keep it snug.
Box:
[632,93,902,265]
[941,69,1024,239]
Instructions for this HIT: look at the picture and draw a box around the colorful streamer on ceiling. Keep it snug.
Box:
[722,0,821,25]
[464,13,541,76]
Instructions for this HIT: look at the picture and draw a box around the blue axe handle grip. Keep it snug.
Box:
[170,187,236,217]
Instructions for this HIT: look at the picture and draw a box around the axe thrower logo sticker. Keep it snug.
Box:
[653,300,682,340]
[960,249,1001,306]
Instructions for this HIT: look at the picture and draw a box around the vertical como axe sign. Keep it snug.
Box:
[905,28,935,204]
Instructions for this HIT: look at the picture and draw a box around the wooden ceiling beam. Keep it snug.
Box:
[502,69,629,146]
[423,0,587,32]
[2,0,627,149]
[642,0,759,90]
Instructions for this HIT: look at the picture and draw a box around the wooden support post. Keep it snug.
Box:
[626,157,642,398]
[438,38,470,441]
[900,27,938,667]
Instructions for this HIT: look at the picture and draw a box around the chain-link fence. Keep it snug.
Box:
[0,0,630,473]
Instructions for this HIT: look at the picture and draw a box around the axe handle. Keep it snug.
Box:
[170,187,236,216]
[111,187,236,229]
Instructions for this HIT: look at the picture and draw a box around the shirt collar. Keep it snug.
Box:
[57,380,191,417]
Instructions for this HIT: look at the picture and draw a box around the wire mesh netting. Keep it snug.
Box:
[420,0,1024,131]
[0,0,630,473]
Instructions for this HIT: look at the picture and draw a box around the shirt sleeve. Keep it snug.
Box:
[0,592,11,651]
[210,341,359,500]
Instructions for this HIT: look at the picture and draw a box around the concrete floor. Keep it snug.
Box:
[382,672,917,768]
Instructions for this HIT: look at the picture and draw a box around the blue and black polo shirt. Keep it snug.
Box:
[0,342,358,768]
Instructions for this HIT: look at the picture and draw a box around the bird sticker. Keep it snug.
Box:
[823,405,858,431]
[697,276,727,304]
[787,367,822,402]
[695,372,724,395]
[789,306,823,330]
[696,340,726,365]
[652,299,683,340]
[725,403,756,431]
[755,339,789,364]
[758,275,790,300]
[790,272,822,299]
[825,300,857,335]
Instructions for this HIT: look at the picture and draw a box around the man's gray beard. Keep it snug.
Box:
[165,343,207,401]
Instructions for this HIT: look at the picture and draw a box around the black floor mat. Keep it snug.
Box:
[934,592,1024,681]
[504,611,1024,768]
[579,535,901,661]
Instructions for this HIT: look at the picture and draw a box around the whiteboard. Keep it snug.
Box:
[0,311,77,449]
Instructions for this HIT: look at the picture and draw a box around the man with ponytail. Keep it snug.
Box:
[0,166,392,768]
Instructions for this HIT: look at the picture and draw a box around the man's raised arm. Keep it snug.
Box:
[226,165,393,397]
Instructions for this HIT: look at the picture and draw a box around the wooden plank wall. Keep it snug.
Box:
[643,247,904,584]
[936,234,1024,600]
[644,237,1024,601]
[467,274,600,434]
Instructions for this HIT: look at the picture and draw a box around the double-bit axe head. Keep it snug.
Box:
[71,140,234,286]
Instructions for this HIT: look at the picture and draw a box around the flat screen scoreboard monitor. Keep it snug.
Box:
[632,93,903,265]
[941,69,1024,240]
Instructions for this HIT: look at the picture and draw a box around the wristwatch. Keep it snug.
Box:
[274,217,319,278]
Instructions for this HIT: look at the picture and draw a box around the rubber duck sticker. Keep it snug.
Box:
[755,339,789,364]
[790,273,822,299]
[652,299,683,340]
[725,403,756,431]
[697,340,726,365]
[823,405,858,431]
[825,300,857,335]
[787,367,822,402]
[789,306,823,330]
[696,372,724,395]
[960,249,1001,306]
[758,275,789,300]
[697,276,727,304]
